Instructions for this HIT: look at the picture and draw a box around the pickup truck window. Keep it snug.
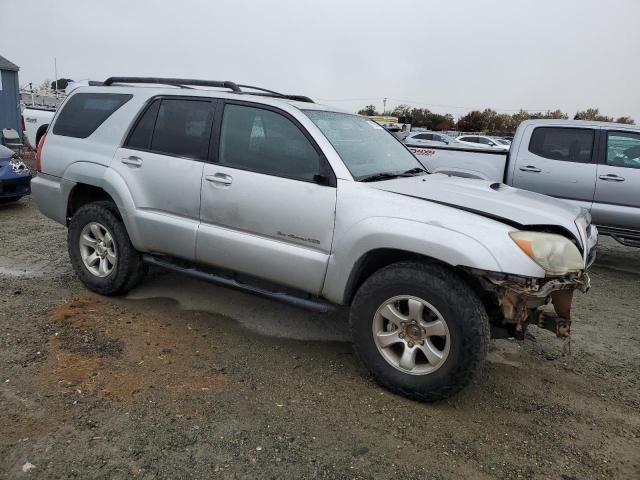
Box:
[53,93,132,139]
[606,131,640,169]
[529,127,594,163]
[304,111,422,180]
[219,104,321,182]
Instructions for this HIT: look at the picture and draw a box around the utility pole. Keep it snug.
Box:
[383,98,387,115]
[54,57,58,92]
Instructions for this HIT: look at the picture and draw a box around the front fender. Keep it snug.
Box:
[322,217,503,304]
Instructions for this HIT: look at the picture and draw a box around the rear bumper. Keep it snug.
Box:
[31,173,69,224]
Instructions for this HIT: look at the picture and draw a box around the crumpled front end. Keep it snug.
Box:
[0,156,32,199]
[473,211,597,343]
[486,271,590,340]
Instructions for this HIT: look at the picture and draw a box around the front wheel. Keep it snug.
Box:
[350,261,489,402]
[68,201,146,296]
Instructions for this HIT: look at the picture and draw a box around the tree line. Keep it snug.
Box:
[357,104,635,133]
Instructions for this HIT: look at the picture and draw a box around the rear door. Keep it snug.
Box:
[197,101,337,294]
[510,125,598,211]
[592,130,640,230]
[113,96,215,260]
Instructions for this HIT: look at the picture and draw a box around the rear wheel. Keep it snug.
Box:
[68,201,146,295]
[350,261,489,401]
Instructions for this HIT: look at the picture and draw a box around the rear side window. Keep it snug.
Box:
[529,127,594,163]
[127,100,160,150]
[125,98,213,161]
[53,93,132,138]
[414,133,432,140]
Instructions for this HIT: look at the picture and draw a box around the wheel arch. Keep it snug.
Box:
[322,218,503,305]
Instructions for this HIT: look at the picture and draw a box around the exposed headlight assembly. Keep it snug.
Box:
[510,231,583,276]
[9,158,29,174]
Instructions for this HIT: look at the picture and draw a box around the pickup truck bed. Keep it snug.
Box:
[407,119,640,247]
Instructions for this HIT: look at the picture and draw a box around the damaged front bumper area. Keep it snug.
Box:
[481,270,590,340]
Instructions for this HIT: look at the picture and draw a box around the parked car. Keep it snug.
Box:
[456,134,510,151]
[32,77,596,401]
[0,144,31,203]
[410,119,640,247]
[22,106,55,150]
[404,131,459,147]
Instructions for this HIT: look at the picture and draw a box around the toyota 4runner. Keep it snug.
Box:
[32,77,597,401]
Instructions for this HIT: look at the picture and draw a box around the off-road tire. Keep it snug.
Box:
[68,201,146,296]
[350,260,489,402]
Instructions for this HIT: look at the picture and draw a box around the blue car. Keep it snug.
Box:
[0,144,31,203]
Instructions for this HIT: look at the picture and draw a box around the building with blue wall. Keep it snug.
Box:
[0,54,22,142]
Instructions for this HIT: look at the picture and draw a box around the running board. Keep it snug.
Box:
[596,225,640,248]
[142,255,336,313]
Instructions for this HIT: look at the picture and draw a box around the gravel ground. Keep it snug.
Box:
[1,181,639,479]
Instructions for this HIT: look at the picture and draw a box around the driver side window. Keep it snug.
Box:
[607,131,640,169]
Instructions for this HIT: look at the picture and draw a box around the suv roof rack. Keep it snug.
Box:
[102,77,314,103]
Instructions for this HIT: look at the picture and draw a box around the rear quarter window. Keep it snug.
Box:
[53,93,132,138]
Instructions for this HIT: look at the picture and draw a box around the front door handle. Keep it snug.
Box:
[121,156,143,167]
[519,165,541,173]
[205,173,233,186]
[599,174,625,182]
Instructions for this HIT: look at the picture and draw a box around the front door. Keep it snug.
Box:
[197,101,337,294]
[113,96,215,260]
[592,130,640,230]
[511,125,598,211]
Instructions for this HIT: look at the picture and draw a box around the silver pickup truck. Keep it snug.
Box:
[408,119,640,247]
[31,78,596,401]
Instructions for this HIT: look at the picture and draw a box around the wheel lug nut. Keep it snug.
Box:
[408,342,414,348]
[420,340,425,346]
[399,333,404,339]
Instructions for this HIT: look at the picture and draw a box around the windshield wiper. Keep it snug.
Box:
[401,167,428,176]
[358,167,428,183]
[358,172,403,182]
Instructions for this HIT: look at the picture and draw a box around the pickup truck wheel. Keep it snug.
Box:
[350,261,489,402]
[68,201,146,296]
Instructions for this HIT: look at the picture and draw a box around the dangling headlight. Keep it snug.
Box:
[9,158,29,174]
[510,231,584,276]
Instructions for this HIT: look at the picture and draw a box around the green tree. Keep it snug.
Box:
[390,104,412,117]
[615,116,635,125]
[574,108,613,122]
[50,78,73,91]
[357,105,379,116]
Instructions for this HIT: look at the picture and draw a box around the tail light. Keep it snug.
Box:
[21,115,26,134]
[35,133,47,173]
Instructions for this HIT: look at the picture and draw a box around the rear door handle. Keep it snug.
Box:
[121,156,143,167]
[599,174,625,182]
[519,165,541,173]
[205,173,233,186]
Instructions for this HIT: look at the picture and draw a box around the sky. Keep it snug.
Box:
[1,0,639,120]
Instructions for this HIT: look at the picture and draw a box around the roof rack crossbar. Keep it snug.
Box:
[103,77,242,92]
[102,77,313,102]
[238,84,314,104]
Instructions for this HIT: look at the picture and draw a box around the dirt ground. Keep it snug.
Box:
[1,185,639,479]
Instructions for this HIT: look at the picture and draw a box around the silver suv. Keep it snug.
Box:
[32,77,596,401]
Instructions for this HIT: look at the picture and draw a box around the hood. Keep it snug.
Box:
[370,173,583,237]
[0,144,15,161]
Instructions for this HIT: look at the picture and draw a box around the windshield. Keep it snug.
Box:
[304,110,423,180]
